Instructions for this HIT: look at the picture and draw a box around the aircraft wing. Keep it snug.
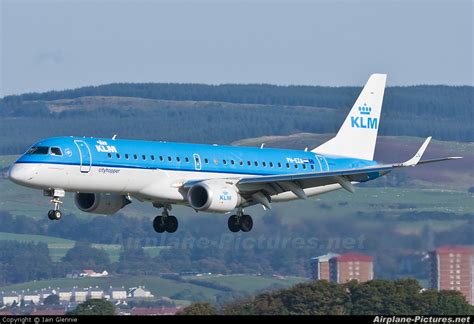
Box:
[236,137,462,201]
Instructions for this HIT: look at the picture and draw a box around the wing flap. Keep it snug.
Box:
[237,137,462,196]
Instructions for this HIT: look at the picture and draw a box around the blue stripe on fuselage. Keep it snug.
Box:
[14,136,379,175]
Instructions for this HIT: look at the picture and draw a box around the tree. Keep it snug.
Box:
[68,299,115,315]
[421,290,474,315]
[177,302,217,315]
[44,294,60,305]
[61,242,110,269]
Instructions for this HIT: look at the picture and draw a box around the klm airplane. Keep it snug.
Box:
[8,74,460,233]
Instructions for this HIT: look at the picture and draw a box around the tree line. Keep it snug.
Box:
[0,83,472,155]
[179,279,474,315]
[0,210,472,285]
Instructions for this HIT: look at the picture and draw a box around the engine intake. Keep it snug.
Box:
[187,181,241,213]
[74,193,130,215]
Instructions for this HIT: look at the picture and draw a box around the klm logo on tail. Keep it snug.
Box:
[351,104,378,129]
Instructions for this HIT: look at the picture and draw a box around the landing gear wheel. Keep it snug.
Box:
[239,214,253,232]
[165,216,178,233]
[153,216,166,233]
[48,210,61,220]
[228,215,240,232]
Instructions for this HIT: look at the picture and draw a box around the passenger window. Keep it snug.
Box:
[278,162,282,168]
[176,157,181,162]
[294,164,298,169]
[262,162,266,167]
[204,158,209,164]
[125,154,129,160]
[223,160,227,165]
[269,162,274,167]
[231,160,235,165]
[108,153,112,158]
[134,154,138,160]
[50,147,62,156]
[311,165,315,170]
[239,161,243,166]
[168,156,172,161]
[254,161,258,167]
[286,163,290,168]
[142,155,146,160]
[247,161,251,166]
[303,164,306,169]
[185,157,189,162]
[159,156,164,161]
[116,154,121,159]
[151,155,155,161]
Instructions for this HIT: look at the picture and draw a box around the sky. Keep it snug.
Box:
[0,0,472,97]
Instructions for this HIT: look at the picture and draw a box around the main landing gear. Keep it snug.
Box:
[228,208,253,233]
[44,189,64,221]
[153,204,178,233]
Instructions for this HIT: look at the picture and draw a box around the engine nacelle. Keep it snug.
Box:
[74,192,131,215]
[187,181,241,213]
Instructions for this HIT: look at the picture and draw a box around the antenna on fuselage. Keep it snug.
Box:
[112,134,117,140]
[260,143,265,149]
[304,147,308,152]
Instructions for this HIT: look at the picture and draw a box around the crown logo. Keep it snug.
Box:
[358,103,372,116]
[97,140,108,146]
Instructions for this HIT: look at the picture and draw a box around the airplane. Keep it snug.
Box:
[8,74,461,233]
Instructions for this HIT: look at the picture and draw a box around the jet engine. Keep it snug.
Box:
[74,192,131,215]
[187,181,241,213]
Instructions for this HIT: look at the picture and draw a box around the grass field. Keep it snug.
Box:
[0,232,165,262]
[0,274,307,302]
[184,274,305,294]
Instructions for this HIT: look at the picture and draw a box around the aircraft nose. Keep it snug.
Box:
[8,163,36,185]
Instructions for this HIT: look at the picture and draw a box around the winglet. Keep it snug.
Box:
[400,137,432,167]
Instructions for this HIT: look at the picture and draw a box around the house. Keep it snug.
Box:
[1,292,20,306]
[130,307,182,315]
[80,270,108,278]
[30,308,66,316]
[0,310,15,316]
[109,287,127,300]
[72,288,88,303]
[89,271,108,278]
[128,286,154,299]
[39,288,54,300]
[57,288,72,302]
[22,290,40,304]
[89,287,104,299]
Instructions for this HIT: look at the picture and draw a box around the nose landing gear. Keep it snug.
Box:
[44,189,64,221]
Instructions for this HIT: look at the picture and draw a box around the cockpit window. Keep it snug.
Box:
[50,147,62,156]
[27,146,49,155]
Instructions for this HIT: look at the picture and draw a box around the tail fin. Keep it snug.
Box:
[312,73,387,160]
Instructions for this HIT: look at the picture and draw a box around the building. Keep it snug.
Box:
[329,252,373,283]
[30,308,66,316]
[72,288,88,303]
[57,288,72,302]
[128,286,154,299]
[310,253,340,280]
[1,292,20,306]
[109,287,127,300]
[22,290,40,304]
[130,307,182,316]
[39,288,54,300]
[429,246,474,305]
[89,287,104,299]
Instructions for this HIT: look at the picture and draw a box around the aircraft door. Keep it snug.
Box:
[193,154,202,171]
[315,154,330,172]
[74,140,92,173]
